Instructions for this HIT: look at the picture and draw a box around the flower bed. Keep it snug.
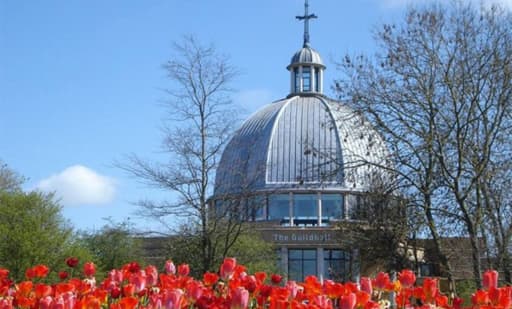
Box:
[0,258,510,309]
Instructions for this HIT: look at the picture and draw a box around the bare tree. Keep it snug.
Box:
[118,36,241,274]
[337,3,512,290]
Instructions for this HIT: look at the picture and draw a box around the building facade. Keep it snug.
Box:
[212,1,392,282]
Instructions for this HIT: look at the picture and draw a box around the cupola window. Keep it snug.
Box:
[302,67,311,91]
[315,69,320,92]
[294,68,300,93]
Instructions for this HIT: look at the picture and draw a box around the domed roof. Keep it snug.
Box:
[214,95,391,196]
[287,46,325,69]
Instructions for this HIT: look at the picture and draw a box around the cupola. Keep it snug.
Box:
[287,0,325,96]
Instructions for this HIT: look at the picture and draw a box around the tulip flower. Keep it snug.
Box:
[360,277,372,295]
[65,257,79,268]
[271,274,282,285]
[83,262,96,277]
[177,264,190,277]
[165,260,176,275]
[340,292,356,309]
[374,272,390,290]
[220,258,237,280]
[483,269,499,290]
[398,269,416,288]
[231,287,249,309]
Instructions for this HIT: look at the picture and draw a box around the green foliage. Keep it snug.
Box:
[0,160,24,192]
[79,220,144,276]
[455,279,477,304]
[165,225,279,278]
[227,232,279,275]
[0,190,82,281]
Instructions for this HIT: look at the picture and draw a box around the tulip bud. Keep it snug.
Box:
[483,270,499,290]
[165,260,176,275]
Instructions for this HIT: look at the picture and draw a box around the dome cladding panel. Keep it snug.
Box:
[289,47,325,67]
[214,95,391,196]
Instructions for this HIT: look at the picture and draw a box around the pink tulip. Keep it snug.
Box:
[145,265,159,286]
[163,289,184,309]
[165,260,176,275]
[230,287,249,309]
[39,296,53,309]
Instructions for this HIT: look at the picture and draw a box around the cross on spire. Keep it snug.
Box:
[296,0,317,47]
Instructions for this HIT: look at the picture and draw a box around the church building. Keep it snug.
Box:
[212,1,392,282]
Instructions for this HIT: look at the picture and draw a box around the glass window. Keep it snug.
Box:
[268,194,289,221]
[322,194,343,220]
[303,67,311,92]
[324,249,351,281]
[315,69,320,92]
[294,68,300,93]
[247,195,265,221]
[293,194,317,225]
[288,249,317,282]
[347,194,364,219]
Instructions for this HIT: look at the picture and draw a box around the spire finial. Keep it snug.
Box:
[296,0,317,47]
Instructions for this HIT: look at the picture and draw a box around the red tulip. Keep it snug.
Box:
[220,258,237,280]
[83,262,96,277]
[32,265,50,278]
[58,271,69,280]
[398,269,416,288]
[360,277,372,295]
[453,297,464,309]
[177,264,190,277]
[483,270,499,290]
[122,283,136,297]
[271,274,282,285]
[231,287,249,309]
[118,296,138,309]
[203,272,219,286]
[35,283,53,298]
[0,268,9,279]
[423,278,438,303]
[340,292,356,309]
[65,257,79,268]
[111,286,121,299]
[374,272,390,290]
[472,289,489,305]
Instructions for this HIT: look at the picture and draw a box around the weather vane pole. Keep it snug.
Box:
[296,0,317,47]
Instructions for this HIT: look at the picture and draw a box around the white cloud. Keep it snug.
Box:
[36,165,116,206]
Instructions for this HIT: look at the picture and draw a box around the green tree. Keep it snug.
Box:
[0,160,24,192]
[165,223,278,278]
[0,190,79,281]
[80,220,144,275]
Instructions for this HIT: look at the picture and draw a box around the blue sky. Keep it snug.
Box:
[1,0,509,232]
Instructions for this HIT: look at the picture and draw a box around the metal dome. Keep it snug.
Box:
[287,46,325,69]
[214,95,391,196]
